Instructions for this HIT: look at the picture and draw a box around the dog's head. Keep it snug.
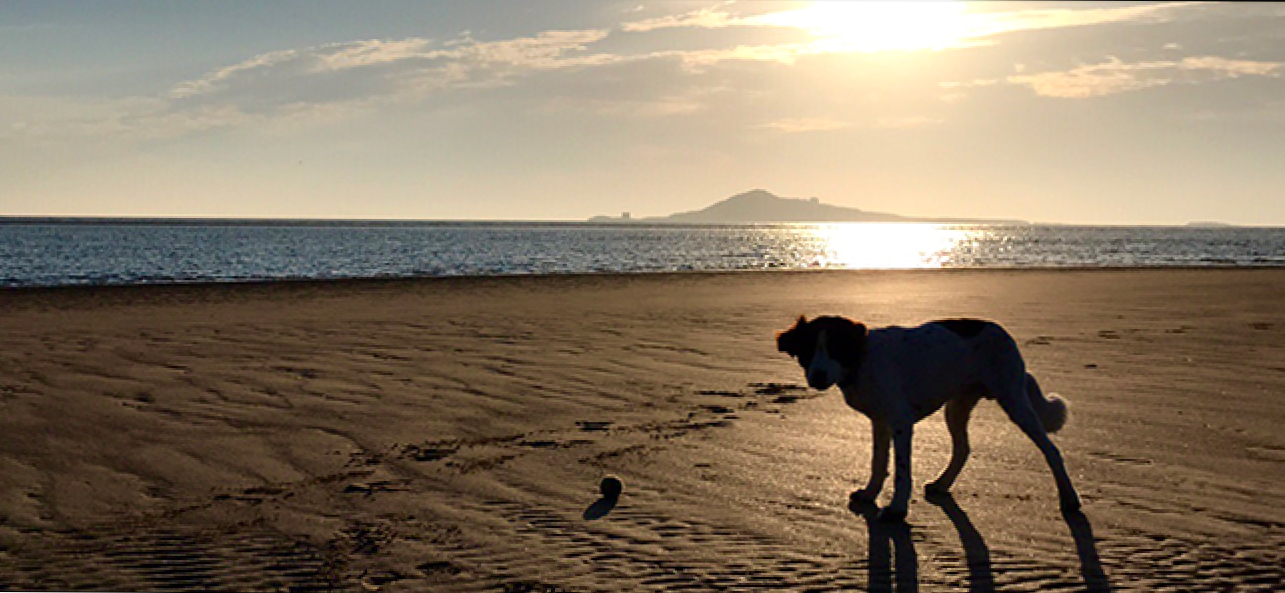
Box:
[776,315,868,390]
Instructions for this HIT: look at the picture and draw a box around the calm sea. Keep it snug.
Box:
[1,220,1283,288]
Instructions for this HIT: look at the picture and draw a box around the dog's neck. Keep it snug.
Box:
[836,358,863,390]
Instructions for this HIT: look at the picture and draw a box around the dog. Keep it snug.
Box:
[776,315,1081,522]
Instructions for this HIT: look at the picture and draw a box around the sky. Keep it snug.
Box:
[2,1,1284,225]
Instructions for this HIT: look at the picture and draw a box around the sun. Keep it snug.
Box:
[752,1,979,54]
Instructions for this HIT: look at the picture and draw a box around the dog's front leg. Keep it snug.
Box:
[853,419,890,503]
[879,422,914,522]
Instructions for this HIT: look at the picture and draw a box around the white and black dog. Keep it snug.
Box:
[777,315,1081,522]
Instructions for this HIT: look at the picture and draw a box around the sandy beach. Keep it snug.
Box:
[1,269,1283,592]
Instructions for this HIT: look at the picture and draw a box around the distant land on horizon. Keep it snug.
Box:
[0,190,1247,226]
[588,190,1030,225]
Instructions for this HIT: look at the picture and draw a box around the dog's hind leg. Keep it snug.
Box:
[996,385,1082,512]
[926,394,981,496]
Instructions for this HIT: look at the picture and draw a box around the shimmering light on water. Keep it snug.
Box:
[2,221,1283,287]
[805,224,985,269]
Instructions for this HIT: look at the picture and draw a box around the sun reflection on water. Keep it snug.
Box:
[804,223,985,269]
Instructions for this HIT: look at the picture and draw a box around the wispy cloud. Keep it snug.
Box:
[1009,56,1282,98]
[619,1,1208,55]
[758,117,850,133]
[876,115,943,129]
[169,38,440,100]
[668,44,805,71]
[757,115,943,133]
[970,1,1208,37]
[7,0,1271,146]
[18,29,618,141]
[620,3,738,33]
[171,30,614,108]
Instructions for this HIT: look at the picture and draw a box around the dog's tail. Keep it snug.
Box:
[1025,373,1068,433]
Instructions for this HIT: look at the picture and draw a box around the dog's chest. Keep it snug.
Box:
[838,383,880,417]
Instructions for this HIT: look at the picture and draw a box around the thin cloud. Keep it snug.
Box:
[1009,56,1282,98]
[170,30,614,109]
[14,30,618,143]
[620,3,738,32]
[876,115,943,129]
[970,1,1208,37]
[758,115,941,133]
[619,1,1209,54]
[10,0,1264,145]
[758,118,850,133]
[668,44,806,71]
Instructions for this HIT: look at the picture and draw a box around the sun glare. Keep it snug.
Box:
[754,1,977,54]
[810,224,979,269]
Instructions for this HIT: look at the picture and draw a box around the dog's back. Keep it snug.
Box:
[860,320,1023,400]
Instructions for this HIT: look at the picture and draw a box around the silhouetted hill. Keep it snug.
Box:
[590,190,1026,224]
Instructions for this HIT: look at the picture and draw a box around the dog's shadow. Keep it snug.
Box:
[849,494,919,592]
[849,491,1112,593]
[1063,507,1112,592]
[582,494,619,520]
[924,491,993,592]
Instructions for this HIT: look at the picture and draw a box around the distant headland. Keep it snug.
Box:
[589,189,1028,225]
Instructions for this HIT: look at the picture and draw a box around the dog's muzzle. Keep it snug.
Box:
[807,371,835,391]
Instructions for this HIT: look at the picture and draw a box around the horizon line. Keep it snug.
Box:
[0,214,1271,229]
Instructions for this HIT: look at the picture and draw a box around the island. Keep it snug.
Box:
[589,189,1027,224]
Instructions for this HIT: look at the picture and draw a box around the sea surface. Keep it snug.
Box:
[1,220,1283,288]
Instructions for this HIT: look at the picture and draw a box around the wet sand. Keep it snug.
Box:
[1,269,1283,591]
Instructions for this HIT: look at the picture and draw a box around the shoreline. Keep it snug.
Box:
[6,261,1285,292]
[3,268,1283,590]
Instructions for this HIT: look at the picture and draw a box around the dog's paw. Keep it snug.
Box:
[848,495,877,517]
[877,506,907,523]
[850,488,879,505]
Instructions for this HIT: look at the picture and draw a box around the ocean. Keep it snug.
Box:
[1,220,1283,288]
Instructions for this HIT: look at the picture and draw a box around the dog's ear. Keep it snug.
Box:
[826,318,868,368]
[776,315,808,355]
